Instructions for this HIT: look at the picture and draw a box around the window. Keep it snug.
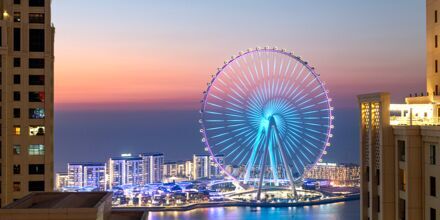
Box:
[13,145,20,155]
[366,166,369,182]
[367,193,370,208]
[436,10,438,23]
[29,0,45,7]
[436,60,438,73]
[431,145,437,165]
[29,92,45,102]
[13,28,20,51]
[431,176,437,197]
[29,126,45,136]
[377,196,380,212]
[28,58,44,68]
[13,91,20,101]
[29,108,45,119]
[376,169,380,185]
[399,199,406,220]
[14,0,20,4]
[13,182,20,192]
[399,169,406,192]
[29,29,44,52]
[29,75,44,85]
[13,75,20,84]
[28,181,44,191]
[29,13,44,24]
[13,165,20,174]
[398,140,406,162]
[13,108,20,118]
[436,35,438,48]
[29,164,44,175]
[14,58,20,67]
[431,208,436,220]
[13,12,20,22]
[28,144,44,155]
[13,125,20,135]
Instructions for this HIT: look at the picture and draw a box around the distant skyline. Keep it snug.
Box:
[52,0,425,171]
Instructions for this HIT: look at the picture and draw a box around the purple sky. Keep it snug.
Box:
[52,0,426,171]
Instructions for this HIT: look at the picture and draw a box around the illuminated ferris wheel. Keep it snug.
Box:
[200,47,333,198]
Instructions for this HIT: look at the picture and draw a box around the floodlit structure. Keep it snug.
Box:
[67,162,106,190]
[193,154,210,179]
[55,172,68,190]
[200,48,333,200]
[359,1,440,219]
[0,0,55,206]
[303,163,360,187]
[108,153,164,188]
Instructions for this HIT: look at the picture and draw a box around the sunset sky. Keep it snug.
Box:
[52,0,426,170]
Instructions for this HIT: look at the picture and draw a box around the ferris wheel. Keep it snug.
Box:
[200,47,333,199]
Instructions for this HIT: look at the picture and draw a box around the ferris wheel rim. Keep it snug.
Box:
[199,47,334,182]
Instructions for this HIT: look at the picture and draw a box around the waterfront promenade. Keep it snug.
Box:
[114,194,359,212]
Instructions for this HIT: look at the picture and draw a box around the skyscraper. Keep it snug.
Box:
[193,154,210,180]
[107,153,164,188]
[108,155,143,188]
[67,162,106,191]
[140,152,163,184]
[209,154,224,179]
[0,0,54,206]
[359,1,440,219]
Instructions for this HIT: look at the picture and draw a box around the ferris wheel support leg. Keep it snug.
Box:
[256,128,271,201]
[272,123,298,199]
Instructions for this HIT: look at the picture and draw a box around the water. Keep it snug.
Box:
[148,200,360,220]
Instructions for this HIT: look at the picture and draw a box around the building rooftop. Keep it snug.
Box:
[0,192,147,220]
[68,162,106,166]
[2,192,110,209]
[139,152,164,156]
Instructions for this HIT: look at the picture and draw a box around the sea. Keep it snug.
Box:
[148,199,360,220]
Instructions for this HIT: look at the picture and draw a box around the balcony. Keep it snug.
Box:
[390,104,440,126]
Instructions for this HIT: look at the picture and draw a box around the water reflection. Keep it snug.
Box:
[148,200,360,220]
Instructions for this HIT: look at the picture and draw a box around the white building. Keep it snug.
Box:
[67,163,106,190]
[140,153,164,184]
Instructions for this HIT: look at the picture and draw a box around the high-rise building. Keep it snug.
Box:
[193,154,210,179]
[209,154,224,179]
[303,162,360,187]
[192,154,225,180]
[55,172,68,190]
[108,153,163,188]
[359,1,440,219]
[108,155,143,188]
[184,160,193,179]
[67,162,106,191]
[140,152,163,184]
[0,0,54,206]
[163,162,177,179]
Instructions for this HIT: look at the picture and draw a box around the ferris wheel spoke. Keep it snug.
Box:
[219,141,237,152]
[201,48,333,185]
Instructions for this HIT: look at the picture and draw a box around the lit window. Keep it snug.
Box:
[13,126,20,135]
[29,13,44,24]
[13,145,20,155]
[13,12,20,22]
[29,91,45,102]
[29,126,45,136]
[28,144,44,155]
[29,108,45,119]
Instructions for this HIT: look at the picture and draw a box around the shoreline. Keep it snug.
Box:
[113,194,360,212]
